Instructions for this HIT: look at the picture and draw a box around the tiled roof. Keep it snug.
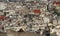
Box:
[54,1,60,4]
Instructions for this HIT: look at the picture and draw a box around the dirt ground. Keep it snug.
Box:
[0,32,7,36]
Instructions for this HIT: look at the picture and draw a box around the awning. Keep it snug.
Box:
[33,10,41,14]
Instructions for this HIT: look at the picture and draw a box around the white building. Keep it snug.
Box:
[0,2,7,10]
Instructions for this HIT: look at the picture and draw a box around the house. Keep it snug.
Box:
[53,1,60,13]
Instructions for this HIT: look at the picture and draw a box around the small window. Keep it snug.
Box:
[0,10,3,12]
